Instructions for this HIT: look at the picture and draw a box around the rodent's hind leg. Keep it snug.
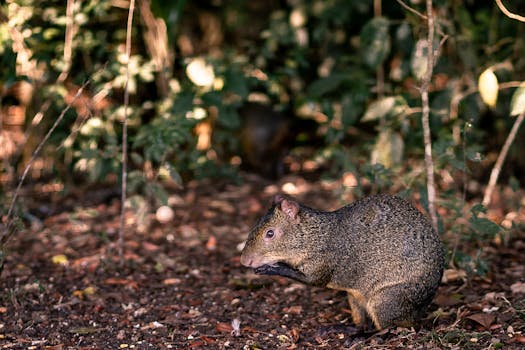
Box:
[366,283,420,330]
[347,293,369,328]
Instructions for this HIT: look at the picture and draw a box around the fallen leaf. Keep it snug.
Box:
[189,340,206,348]
[510,282,525,295]
[200,335,215,344]
[104,278,138,289]
[206,235,217,251]
[466,313,495,329]
[483,292,505,303]
[216,322,233,333]
[163,278,181,285]
[514,335,525,343]
[142,241,161,252]
[441,268,466,283]
[68,327,104,334]
[283,305,303,314]
[51,254,69,266]
[231,318,241,337]
[434,293,463,307]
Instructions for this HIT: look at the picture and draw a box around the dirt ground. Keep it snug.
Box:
[1,175,525,349]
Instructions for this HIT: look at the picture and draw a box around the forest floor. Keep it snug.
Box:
[1,174,525,349]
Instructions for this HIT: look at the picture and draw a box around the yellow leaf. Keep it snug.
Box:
[51,254,69,266]
[83,286,96,295]
[478,68,499,108]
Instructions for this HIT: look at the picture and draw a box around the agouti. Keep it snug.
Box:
[240,194,445,330]
[238,103,292,178]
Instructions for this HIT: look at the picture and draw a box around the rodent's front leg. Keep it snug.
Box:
[254,262,308,283]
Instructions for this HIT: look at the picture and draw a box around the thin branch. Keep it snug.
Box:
[450,80,523,120]
[482,112,524,207]
[119,0,135,265]
[421,0,438,230]
[374,0,384,99]
[395,0,427,19]
[495,0,525,22]
[57,0,76,83]
[1,80,91,245]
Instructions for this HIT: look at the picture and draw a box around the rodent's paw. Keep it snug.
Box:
[253,262,307,283]
[254,263,284,275]
[254,262,294,275]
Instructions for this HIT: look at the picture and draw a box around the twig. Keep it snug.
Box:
[421,0,438,230]
[482,111,524,207]
[395,0,427,19]
[374,0,384,99]
[450,80,523,120]
[495,0,525,22]
[1,80,91,245]
[119,0,136,265]
[57,0,76,83]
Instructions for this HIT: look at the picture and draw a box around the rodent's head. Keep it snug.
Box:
[240,194,306,269]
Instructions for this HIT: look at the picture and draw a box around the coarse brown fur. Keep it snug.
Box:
[240,194,445,330]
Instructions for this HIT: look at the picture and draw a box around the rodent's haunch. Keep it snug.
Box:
[240,194,445,330]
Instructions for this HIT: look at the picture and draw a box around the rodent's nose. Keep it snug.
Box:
[240,253,252,267]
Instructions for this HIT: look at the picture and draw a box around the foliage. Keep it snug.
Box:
[1,1,524,247]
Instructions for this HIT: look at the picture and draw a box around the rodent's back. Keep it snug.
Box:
[331,194,444,295]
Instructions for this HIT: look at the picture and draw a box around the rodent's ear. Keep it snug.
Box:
[280,198,300,222]
[273,194,287,206]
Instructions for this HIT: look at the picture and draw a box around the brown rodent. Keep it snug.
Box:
[240,194,445,330]
[238,103,291,178]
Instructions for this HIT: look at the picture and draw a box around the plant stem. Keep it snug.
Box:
[421,0,438,230]
[119,0,135,265]
[482,112,524,207]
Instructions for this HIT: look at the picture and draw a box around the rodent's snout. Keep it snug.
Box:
[240,253,253,267]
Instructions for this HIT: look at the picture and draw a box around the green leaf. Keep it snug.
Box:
[360,17,391,69]
[361,96,406,122]
[469,216,501,237]
[470,203,487,216]
[510,82,525,116]
[146,182,169,205]
[307,75,344,98]
[171,92,194,116]
[217,106,241,129]
[509,176,520,192]
[224,69,249,98]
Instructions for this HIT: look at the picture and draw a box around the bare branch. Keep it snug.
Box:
[119,0,136,264]
[495,0,525,22]
[482,112,524,207]
[2,80,91,245]
[395,0,427,19]
[421,0,438,230]
[57,0,76,83]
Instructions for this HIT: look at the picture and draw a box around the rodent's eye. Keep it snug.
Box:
[264,229,275,239]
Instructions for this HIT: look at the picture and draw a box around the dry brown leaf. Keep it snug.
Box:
[216,322,233,333]
[206,235,217,251]
[434,293,463,307]
[142,241,160,252]
[283,305,303,314]
[514,335,525,343]
[466,313,495,329]
[104,278,138,289]
[484,292,506,303]
[163,278,181,285]
[510,282,525,295]
[442,268,467,283]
